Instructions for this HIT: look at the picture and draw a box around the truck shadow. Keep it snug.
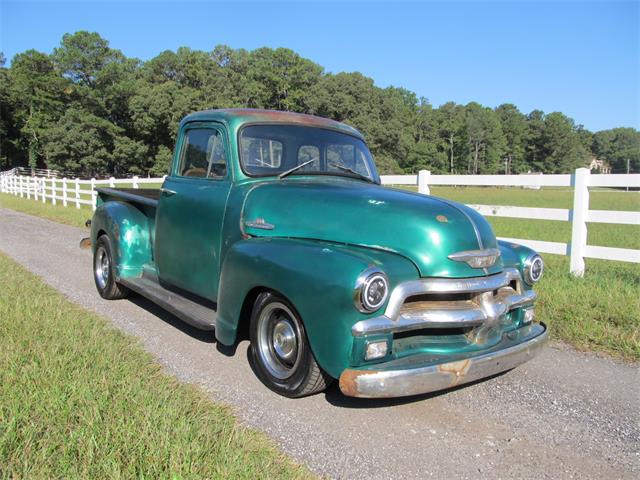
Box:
[127,293,217,344]
[323,371,510,409]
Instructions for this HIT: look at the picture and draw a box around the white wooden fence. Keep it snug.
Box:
[0,175,163,211]
[381,169,640,276]
[1,169,639,276]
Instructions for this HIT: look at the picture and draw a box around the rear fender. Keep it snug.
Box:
[91,201,153,279]
[216,237,419,378]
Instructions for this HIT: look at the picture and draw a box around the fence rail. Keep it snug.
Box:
[2,169,638,276]
[381,168,640,275]
[0,175,163,210]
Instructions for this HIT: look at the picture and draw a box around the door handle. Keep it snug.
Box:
[160,187,177,196]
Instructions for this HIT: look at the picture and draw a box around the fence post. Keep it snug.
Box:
[109,177,115,187]
[569,168,590,277]
[62,178,68,207]
[75,178,80,209]
[91,178,97,211]
[26,177,31,199]
[132,175,139,188]
[41,178,45,203]
[19,176,24,198]
[418,170,431,195]
[51,178,57,205]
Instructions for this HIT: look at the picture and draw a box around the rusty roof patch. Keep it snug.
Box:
[182,108,363,138]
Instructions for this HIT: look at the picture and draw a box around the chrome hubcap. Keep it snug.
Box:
[257,302,301,380]
[273,319,297,362]
[95,246,110,289]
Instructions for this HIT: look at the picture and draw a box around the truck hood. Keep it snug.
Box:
[241,178,502,278]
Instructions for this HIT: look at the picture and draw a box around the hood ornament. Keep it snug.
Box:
[448,248,501,269]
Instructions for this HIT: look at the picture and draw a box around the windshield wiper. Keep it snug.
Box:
[278,159,317,179]
[328,163,374,183]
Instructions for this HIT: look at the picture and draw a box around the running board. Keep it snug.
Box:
[120,275,216,330]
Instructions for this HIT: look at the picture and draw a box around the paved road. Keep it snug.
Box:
[1,207,638,479]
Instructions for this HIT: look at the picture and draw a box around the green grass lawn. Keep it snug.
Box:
[0,253,311,479]
[1,192,92,228]
[1,189,638,360]
[429,186,640,250]
[535,255,638,359]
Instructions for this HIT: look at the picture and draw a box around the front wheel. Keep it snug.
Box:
[249,292,332,397]
[93,234,129,300]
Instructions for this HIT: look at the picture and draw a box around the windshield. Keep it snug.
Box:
[239,124,378,182]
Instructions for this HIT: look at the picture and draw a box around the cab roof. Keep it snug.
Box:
[180,109,364,139]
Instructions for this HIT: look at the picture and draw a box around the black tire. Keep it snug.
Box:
[249,292,332,398]
[93,234,129,300]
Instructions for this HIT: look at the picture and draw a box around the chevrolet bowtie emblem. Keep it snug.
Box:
[448,248,501,269]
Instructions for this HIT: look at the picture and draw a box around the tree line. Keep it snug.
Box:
[0,31,638,178]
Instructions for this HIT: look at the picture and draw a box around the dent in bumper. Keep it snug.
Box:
[339,322,548,398]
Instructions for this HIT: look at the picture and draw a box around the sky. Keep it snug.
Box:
[1,0,638,132]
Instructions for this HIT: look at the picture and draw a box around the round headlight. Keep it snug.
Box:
[524,254,544,284]
[354,269,389,312]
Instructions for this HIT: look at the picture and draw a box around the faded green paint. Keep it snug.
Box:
[91,199,154,278]
[92,109,542,381]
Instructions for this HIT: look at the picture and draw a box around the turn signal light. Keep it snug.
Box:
[365,340,388,360]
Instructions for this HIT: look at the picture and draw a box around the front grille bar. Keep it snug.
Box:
[351,268,535,337]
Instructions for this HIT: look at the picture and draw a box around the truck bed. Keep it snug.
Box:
[96,187,160,207]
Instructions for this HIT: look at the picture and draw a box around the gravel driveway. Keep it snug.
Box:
[1,208,638,479]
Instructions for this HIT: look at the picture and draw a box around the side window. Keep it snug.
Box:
[178,128,227,179]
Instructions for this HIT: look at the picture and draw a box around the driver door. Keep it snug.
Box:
[155,122,231,301]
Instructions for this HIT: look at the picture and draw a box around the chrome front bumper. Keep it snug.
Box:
[339,322,548,398]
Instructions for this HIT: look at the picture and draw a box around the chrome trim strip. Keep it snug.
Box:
[448,248,501,268]
[244,219,275,230]
[340,323,548,398]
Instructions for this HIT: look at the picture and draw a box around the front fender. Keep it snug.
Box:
[498,240,538,291]
[216,238,419,379]
[91,201,153,279]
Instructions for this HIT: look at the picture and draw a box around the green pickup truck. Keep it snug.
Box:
[89,109,547,398]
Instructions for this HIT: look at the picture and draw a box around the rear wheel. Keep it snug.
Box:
[249,292,331,397]
[93,235,129,300]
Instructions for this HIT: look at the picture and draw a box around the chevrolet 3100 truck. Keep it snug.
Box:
[88,108,547,398]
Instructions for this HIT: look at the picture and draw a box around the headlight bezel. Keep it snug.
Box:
[354,268,389,313]
[523,253,544,285]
